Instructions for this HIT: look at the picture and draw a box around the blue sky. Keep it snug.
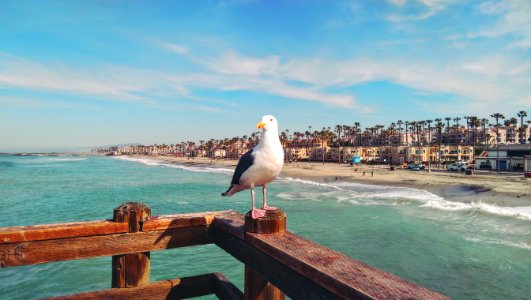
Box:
[1,0,530,151]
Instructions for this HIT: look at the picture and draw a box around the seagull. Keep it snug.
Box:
[221,115,284,219]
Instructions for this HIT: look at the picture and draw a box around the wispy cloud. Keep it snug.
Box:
[0,95,98,110]
[476,0,507,15]
[2,41,529,115]
[387,0,456,22]
[194,51,361,109]
[0,55,155,102]
[155,41,189,54]
[204,51,280,76]
[471,0,531,50]
[388,0,407,6]
[278,54,530,112]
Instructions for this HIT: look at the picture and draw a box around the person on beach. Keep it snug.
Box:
[371,170,374,177]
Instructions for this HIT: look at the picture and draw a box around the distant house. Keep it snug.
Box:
[474,144,531,171]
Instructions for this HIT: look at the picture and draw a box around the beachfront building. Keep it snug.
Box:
[474,144,531,171]
[291,144,475,165]
[437,145,475,163]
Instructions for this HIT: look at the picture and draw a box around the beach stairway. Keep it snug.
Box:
[0,202,448,300]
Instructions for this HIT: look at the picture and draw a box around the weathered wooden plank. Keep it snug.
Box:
[45,275,211,300]
[112,202,151,288]
[0,220,129,244]
[0,226,209,268]
[246,232,448,300]
[142,211,227,231]
[211,213,449,300]
[45,273,242,300]
[244,210,286,300]
[212,272,244,300]
[211,226,340,300]
[0,211,230,245]
[211,211,245,240]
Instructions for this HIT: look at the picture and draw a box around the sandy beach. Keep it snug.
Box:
[128,155,531,206]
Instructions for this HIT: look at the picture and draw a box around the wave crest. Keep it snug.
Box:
[114,156,233,174]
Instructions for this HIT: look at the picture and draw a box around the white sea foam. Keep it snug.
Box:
[20,157,87,163]
[464,236,531,250]
[277,177,531,221]
[278,177,342,189]
[422,200,531,221]
[114,156,233,174]
[276,178,443,207]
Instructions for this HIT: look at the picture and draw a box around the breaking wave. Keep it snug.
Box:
[114,156,233,174]
[18,157,87,163]
[277,178,531,221]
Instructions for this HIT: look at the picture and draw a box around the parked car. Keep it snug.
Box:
[408,162,425,169]
[447,163,467,171]
[525,170,531,178]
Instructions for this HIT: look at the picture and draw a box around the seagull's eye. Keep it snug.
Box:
[270,118,273,121]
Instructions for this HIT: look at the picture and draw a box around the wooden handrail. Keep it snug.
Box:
[0,211,227,244]
[0,211,230,268]
[211,211,448,300]
[47,273,243,300]
[0,206,448,299]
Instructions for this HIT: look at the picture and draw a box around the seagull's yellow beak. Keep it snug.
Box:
[257,122,266,129]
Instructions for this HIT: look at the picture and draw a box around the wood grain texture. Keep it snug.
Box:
[45,273,242,300]
[0,221,129,244]
[112,203,151,288]
[0,211,230,245]
[0,226,208,268]
[244,209,285,300]
[212,212,449,300]
[244,210,286,235]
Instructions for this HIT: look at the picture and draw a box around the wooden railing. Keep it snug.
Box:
[0,202,449,300]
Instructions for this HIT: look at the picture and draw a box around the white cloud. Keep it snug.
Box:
[156,41,189,54]
[277,55,530,109]
[476,1,507,15]
[0,56,148,102]
[387,0,456,22]
[472,0,531,50]
[205,51,280,76]
[388,0,407,6]
[2,45,528,114]
[0,95,97,110]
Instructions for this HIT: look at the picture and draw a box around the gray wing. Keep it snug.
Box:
[230,148,254,185]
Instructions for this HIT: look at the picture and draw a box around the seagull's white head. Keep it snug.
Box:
[257,115,279,132]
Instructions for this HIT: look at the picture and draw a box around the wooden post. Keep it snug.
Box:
[112,202,151,288]
[244,209,286,300]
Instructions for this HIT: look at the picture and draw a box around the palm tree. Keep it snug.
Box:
[426,119,433,171]
[397,120,403,145]
[453,117,461,145]
[438,120,445,166]
[490,113,505,172]
[354,122,361,146]
[463,116,470,145]
[480,118,489,146]
[404,121,410,163]
[469,116,480,162]
[307,126,312,164]
[517,111,528,144]
[335,125,343,164]
[444,117,451,133]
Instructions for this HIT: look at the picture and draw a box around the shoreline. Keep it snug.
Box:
[124,155,531,207]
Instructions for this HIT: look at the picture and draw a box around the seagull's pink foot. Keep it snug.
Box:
[263,205,277,211]
[251,208,266,219]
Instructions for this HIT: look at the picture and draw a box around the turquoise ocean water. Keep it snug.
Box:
[0,154,530,299]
